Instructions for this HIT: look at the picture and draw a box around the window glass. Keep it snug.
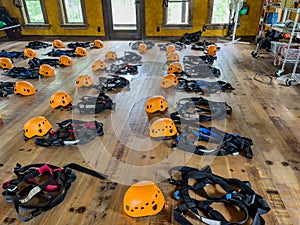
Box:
[211,0,230,24]
[167,1,188,24]
[63,0,84,23]
[25,0,45,23]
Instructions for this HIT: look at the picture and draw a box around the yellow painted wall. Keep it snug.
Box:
[1,0,263,38]
[146,0,263,37]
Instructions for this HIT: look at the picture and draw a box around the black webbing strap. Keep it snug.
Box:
[67,42,91,49]
[25,41,52,50]
[171,121,254,158]
[43,49,75,57]
[0,50,24,59]
[171,97,232,122]
[28,57,59,69]
[0,81,15,97]
[169,166,270,225]
[2,67,39,79]
[34,119,104,147]
[95,76,130,91]
[73,93,113,114]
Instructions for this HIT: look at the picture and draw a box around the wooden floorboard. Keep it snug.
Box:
[0,39,299,225]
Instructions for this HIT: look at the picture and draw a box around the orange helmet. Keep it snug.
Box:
[23,116,52,139]
[50,91,72,109]
[123,181,165,217]
[39,64,55,77]
[24,48,37,58]
[149,118,177,138]
[92,59,107,71]
[53,39,64,48]
[0,57,13,69]
[75,47,87,57]
[167,52,179,63]
[167,62,182,74]
[93,40,104,48]
[14,81,36,96]
[138,43,147,54]
[207,45,217,56]
[76,75,94,88]
[145,96,168,113]
[105,51,117,61]
[160,74,178,88]
[58,55,72,66]
[166,45,176,54]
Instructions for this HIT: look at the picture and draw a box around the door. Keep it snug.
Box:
[102,0,143,40]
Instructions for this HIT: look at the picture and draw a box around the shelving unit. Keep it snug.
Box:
[272,7,300,79]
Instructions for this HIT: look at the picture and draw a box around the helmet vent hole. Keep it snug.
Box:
[141,207,144,210]
[131,209,134,212]
[152,204,158,211]
[38,129,42,133]
[155,194,158,198]
[145,202,149,206]
[134,207,138,210]
[38,124,41,127]
[125,205,129,210]
[152,201,155,204]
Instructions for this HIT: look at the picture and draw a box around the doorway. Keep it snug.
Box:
[102,0,144,40]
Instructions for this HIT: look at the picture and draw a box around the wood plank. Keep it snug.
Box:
[0,40,299,225]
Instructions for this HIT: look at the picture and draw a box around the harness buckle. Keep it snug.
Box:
[8,185,18,192]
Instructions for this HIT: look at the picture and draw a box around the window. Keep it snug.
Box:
[211,0,230,24]
[162,0,194,29]
[207,0,231,29]
[58,0,87,25]
[20,0,48,24]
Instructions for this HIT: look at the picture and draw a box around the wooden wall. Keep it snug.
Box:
[0,0,263,38]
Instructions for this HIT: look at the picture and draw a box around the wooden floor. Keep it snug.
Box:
[0,39,299,225]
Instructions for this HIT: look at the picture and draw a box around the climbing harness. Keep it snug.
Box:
[117,51,142,64]
[170,97,232,123]
[129,40,155,50]
[159,42,186,52]
[177,78,235,94]
[67,41,91,49]
[96,76,130,91]
[28,58,59,69]
[107,63,140,75]
[34,119,104,147]
[183,55,217,66]
[2,67,40,79]
[184,64,218,78]
[0,50,24,59]
[172,123,254,158]
[168,165,270,225]
[0,81,15,97]
[177,30,202,45]
[43,49,75,57]
[25,41,52,50]
[2,162,107,222]
[73,92,114,114]
[191,40,220,51]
